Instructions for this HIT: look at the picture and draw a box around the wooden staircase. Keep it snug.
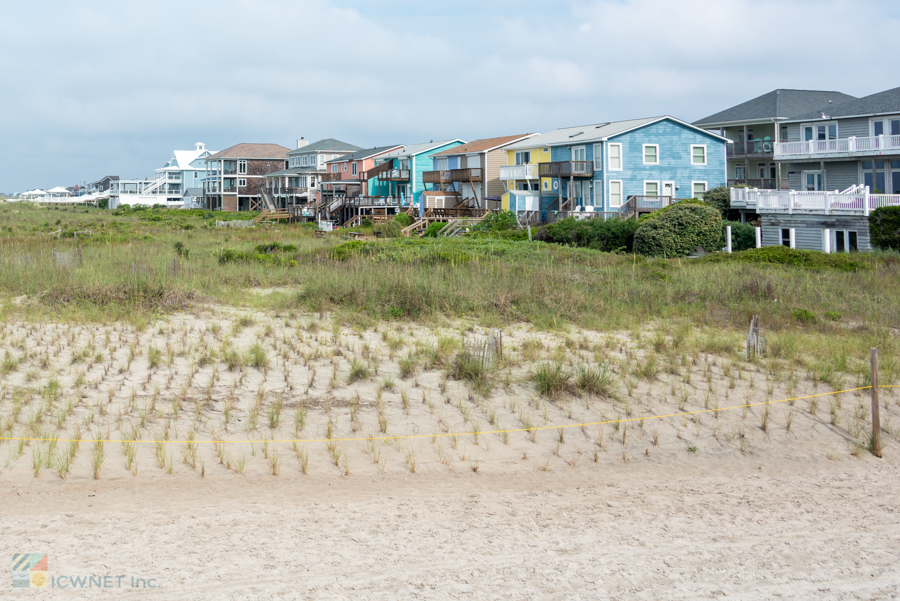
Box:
[440,216,485,237]
[254,209,292,224]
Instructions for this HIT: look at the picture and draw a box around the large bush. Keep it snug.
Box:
[869,206,900,250]
[634,203,722,257]
[703,186,730,218]
[539,217,639,252]
[475,210,518,233]
[394,212,412,227]
[722,220,755,251]
[423,221,447,238]
[375,221,402,238]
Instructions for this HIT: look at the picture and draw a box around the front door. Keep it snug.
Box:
[662,181,675,198]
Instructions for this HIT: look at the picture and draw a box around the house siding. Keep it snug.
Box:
[760,214,872,251]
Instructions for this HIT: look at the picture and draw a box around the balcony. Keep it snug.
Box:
[775,134,900,160]
[422,170,452,185]
[539,161,593,178]
[451,168,482,182]
[727,139,775,158]
[499,164,538,180]
[321,172,344,182]
[730,186,900,215]
[268,187,308,195]
[379,168,410,181]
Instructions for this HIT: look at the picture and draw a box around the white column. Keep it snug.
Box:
[726,226,733,253]
[755,227,762,248]
[822,229,831,254]
[789,228,796,249]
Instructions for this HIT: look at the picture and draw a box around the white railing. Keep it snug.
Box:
[775,134,900,158]
[499,164,537,180]
[731,186,900,215]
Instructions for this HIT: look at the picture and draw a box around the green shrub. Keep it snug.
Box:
[330,240,366,260]
[638,198,709,225]
[423,221,447,238]
[394,213,412,227]
[374,221,402,238]
[791,308,817,324]
[701,246,871,272]
[475,210,518,233]
[824,310,842,321]
[702,186,731,218]
[361,218,373,228]
[634,203,722,257]
[722,221,756,251]
[869,206,900,250]
[539,217,639,252]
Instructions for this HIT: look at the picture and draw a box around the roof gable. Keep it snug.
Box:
[432,134,536,156]
[380,139,465,159]
[693,89,857,126]
[287,138,361,155]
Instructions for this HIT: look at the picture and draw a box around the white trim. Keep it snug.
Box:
[571,145,586,163]
[644,180,660,196]
[869,116,900,137]
[351,162,357,176]
[593,143,603,171]
[642,144,659,165]
[608,180,623,208]
[800,121,838,142]
[691,181,707,199]
[690,144,707,166]
[608,143,623,171]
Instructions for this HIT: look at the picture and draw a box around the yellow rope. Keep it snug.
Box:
[1,385,893,446]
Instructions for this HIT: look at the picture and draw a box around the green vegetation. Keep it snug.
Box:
[700,186,730,218]
[869,206,900,250]
[539,217,639,252]
[723,220,756,252]
[701,246,875,272]
[633,203,722,257]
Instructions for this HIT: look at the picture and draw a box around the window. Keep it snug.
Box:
[238,179,246,187]
[803,170,823,191]
[871,118,900,137]
[514,151,531,165]
[593,144,602,170]
[342,163,347,172]
[691,145,706,165]
[309,176,316,186]
[758,163,767,179]
[351,163,357,176]
[593,180,602,207]
[530,182,539,191]
[644,181,659,196]
[435,157,449,171]
[608,144,622,170]
[609,180,623,207]
[643,144,659,165]
[302,156,309,166]
[517,183,529,191]
[863,160,886,193]
[542,147,549,153]
[780,125,788,142]
[735,164,744,180]
[331,164,338,173]
[781,229,791,247]
[803,122,837,141]
[692,182,707,199]
[572,146,586,163]
[238,160,247,175]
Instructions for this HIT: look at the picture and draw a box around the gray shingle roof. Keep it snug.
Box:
[287,138,361,155]
[265,166,321,177]
[325,145,403,163]
[785,86,900,122]
[693,89,857,126]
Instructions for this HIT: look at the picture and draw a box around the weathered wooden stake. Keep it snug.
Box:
[870,348,882,457]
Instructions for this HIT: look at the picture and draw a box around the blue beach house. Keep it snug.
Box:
[372,139,465,210]
[502,116,727,218]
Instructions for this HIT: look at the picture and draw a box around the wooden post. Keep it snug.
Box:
[870,348,882,457]
[726,225,733,253]
[527,224,532,242]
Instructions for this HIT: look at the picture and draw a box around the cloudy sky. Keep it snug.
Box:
[2,0,898,192]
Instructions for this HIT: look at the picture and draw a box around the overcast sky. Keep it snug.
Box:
[2,0,898,192]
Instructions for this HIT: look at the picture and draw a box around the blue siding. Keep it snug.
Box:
[543,118,726,211]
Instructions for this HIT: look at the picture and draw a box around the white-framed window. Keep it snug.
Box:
[572,146,586,163]
[514,151,531,165]
[309,176,316,186]
[435,157,449,171]
[238,178,247,187]
[609,180,623,207]
[593,144,603,170]
[342,163,347,172]
[691,145,707,165]
[302,156,309,166]
[331,164,338,173]
[608,143,622,171]
[542,147,549,153]
[802,122,838,141]
[643,144,659,165]
[644,181,660,196]
[319,155,325,165]
[238,160,247,174]
[299,176,307,188]
[593,179,603,207]
[691,181,707,199]
[870,117,900,137]
[351,162,357,176]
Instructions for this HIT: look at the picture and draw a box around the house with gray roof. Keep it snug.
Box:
[695,89,856,189]
[203,143,290,212]
[500,116,727,219]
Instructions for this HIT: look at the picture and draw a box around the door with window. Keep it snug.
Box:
[662,182,675,198]
[802,171,823,191]
[863,160,886,193]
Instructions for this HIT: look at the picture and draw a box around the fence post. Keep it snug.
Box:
[755,227,762,248]
[726,225,733,253]
[870,348,882,458]
[822,229,831,254]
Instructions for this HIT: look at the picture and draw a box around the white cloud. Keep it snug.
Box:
[1,0,898,191]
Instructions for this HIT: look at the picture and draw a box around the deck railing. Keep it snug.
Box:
[539,161,593,178]
[731,186,900,215]
[775,134,900,158]
[450,168,483,182]
[499,164,537,180]
[422,170,452,184]
[379,169,410,181]
[728,140,775,156]
[728,178,788,190]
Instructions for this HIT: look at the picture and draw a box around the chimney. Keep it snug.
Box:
[297,137,308,149]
